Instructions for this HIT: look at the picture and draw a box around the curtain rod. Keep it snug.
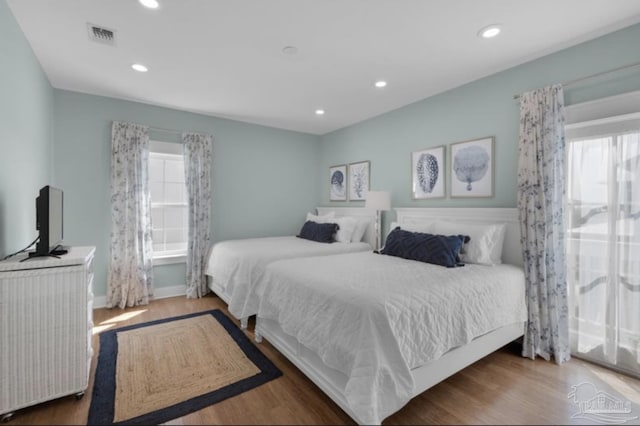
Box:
[123,121,207,137]
[149,126,182,136]
[149,126,210,137]
[124,121,183,135]
[512,60,640,100]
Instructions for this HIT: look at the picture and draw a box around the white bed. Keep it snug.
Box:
[206,207,377,328]
[254,207,526,425]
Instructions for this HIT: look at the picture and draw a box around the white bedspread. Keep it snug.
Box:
[256,251,526,425]
[206,236,370,320]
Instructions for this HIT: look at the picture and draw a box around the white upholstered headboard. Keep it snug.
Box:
[394,207,523,267]
[316,207,377,248]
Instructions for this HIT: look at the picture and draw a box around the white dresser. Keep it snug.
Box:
[0,246,95,421]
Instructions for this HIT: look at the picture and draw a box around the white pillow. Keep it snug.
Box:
[351,218,371,243]
[333,216,359,243]
[306,211,335,224]
[431,221,506,265]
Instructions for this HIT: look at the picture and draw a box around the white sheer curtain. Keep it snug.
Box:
[566,112,640,376]
[517,84,571,364]
[182,132,213,298]
[107,121,154,308]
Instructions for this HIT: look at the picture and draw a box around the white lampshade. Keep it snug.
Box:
[365,191,391,211]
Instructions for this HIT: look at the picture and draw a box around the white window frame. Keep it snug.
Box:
[149,141,188,265]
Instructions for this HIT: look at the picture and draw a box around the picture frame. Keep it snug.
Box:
[348,160,370,201]
[450,136,494,198]
[411,146,445,199]
[329,164,347,201]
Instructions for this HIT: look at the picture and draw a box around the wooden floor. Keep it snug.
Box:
[7,294,640,425]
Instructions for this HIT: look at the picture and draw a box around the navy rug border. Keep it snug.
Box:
[87,309,282,425]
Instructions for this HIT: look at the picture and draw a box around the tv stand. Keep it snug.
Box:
[22,245,69,261]
[0,246,96,420]
[22,252,61,262]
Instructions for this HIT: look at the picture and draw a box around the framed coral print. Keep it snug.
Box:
[411,146,445,199]
[348,161,370,201]
[450,136,494,198]
[329,164,347,201]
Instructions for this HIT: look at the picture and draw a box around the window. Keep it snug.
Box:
[149,141,187,263]
[565,90,640,377]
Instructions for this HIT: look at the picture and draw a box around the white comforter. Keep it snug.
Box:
[205,236,371,320]
[256,251,527,425]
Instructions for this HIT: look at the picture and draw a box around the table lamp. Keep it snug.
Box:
[365,190,391,251]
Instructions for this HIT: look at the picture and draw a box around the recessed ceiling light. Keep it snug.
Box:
[315,109,325,116]
[478,24,501,38]
[131,63,148,72]
[282,46,298,55]
[374,80,387,88]
[139,0,159,9]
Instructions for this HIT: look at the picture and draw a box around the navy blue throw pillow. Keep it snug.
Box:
[297,220,339,243]
[380,227,468,268]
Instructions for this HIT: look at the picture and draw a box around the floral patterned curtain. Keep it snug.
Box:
[517,84,570,364]
[182,132,213,298]
[107,121,153,308]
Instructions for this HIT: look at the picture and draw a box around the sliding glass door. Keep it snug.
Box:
[567,124,640,377]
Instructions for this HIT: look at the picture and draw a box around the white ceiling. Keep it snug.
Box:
[7,0,640,135]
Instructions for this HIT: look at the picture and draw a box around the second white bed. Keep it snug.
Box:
[255,251,526,424]
[254,207,527,425]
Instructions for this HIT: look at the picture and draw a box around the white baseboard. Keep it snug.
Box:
[92,284,187,309]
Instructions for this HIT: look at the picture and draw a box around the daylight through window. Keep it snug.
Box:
[149,141,188,259]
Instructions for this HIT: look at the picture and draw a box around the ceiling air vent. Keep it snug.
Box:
[87,23,116,46]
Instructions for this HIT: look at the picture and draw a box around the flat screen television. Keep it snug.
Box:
[33,185,64,256]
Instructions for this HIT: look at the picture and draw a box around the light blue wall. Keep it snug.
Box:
[53,90,320,298]
[320,23,640,235]
[0,0,54,257]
